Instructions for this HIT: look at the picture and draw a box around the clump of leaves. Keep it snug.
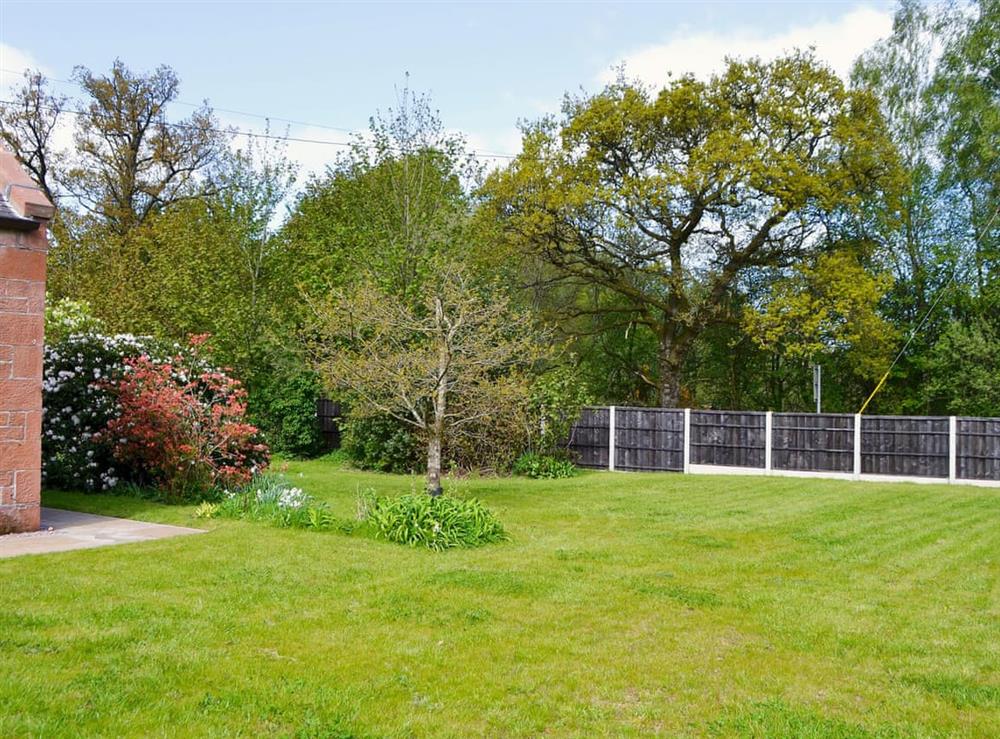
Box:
[357,489,507,551]
[512,452,578,479]
[214,473,350,532]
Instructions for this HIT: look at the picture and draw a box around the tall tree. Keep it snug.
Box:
[852,0,947,317]
[66,60,227,235]
[484,53,899,406]
[125,132,298,378]
[309,264,547,495]
[282,85,480,303]
[743,250,897,407]
[0,71,66,204]
[933,0,1000,290]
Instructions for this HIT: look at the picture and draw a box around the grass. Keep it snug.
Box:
[2,461,999,737]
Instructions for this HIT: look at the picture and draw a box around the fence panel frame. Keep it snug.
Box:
[568,405,1000,487]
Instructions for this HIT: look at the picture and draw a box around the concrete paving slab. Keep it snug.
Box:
[0,507,205,558]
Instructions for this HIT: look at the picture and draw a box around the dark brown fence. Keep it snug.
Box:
[773,413,854,473]
[567,407,610,469]
[958,417,1000,481]
[316,398,342,449]
[861,415,949,477]
[690,410,765,468]
[614,407,684,471]
[567,406,1000,485]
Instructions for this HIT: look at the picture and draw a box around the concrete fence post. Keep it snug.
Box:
[683,408,691,474]
[765,411,773,473]
[853,413,862,480]
[949,415,957,484]
[608,405,616,472]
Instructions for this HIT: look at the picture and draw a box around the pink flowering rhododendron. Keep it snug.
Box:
[100,344,268,499]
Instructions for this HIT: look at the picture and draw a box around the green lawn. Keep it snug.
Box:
[2,462,999,737]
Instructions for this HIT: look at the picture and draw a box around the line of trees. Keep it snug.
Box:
[1,0,996,491]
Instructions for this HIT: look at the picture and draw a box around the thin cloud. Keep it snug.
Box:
[598,6,894,85]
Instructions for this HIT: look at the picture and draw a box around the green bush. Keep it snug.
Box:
[214,472,348,531]
[248,370,325,458]
[512,452,578,479]
[341,415,422,474]
[358,490,507,550]
[42,332,166,491]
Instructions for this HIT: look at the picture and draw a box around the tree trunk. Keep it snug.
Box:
[426,432,443,497]
[657,332,686,408]
[427,303,448,497]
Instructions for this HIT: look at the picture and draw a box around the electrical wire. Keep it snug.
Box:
[858,201,1000,414]
[0,67,519,160]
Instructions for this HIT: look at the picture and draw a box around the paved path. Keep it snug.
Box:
[0,508,204,558]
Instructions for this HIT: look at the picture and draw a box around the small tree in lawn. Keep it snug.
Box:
[310,263,548,495]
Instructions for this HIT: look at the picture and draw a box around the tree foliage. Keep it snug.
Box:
[744,251,897,381]
[484,52,900,406]
[308,263,549,493]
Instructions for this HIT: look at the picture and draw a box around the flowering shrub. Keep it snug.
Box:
[101,349,268,500]
[43,333,162,491]
[213,473,346,530]
[43,332,267,498]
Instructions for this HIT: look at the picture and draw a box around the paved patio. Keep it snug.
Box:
[0,508,204,558]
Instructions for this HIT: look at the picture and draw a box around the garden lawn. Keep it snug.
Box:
[2,463,999,737]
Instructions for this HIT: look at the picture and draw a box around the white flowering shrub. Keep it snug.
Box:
[214,472,343,530]
[42,333,164,491]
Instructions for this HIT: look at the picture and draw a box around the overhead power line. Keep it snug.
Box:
[858,201,1000,414]
[0,67,518,160]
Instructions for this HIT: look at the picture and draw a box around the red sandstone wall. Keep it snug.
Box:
[0,151,53,533]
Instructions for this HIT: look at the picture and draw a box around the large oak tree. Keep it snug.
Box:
[484,52,899,407]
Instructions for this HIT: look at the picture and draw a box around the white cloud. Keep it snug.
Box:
[0,43,52,97]
[458,127,524,172]
[0,45,76,160]
[598,6,894,86]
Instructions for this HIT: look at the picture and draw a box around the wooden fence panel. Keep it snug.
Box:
[614,407,684,471]
[567,407,999,481]
[861,416,949,478]
[957,417,1000,481]
[316,398,342,449]
[690,410,765,468]
[568,407,609,469]
[772,413,855,473]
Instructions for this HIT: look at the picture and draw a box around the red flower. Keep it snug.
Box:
[102,353,269,499]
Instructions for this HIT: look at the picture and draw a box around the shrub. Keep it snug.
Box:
[44,297,104,344]
[358,490,507,550]
[43,332,163,491]
[215,473,346,531]
[341,414,423,474]
[512,452,578,479]
[248,369,325,458]
[528,365,592,455]
[102,350,268,500]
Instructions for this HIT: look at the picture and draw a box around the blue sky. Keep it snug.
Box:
[1,1,898,175]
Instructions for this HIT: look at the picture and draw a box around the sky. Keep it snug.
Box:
[0,1,898,178]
